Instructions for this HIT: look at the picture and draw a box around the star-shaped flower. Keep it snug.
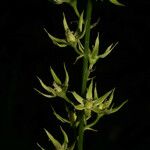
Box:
[51,106,79,127]
[44,12,86,55]
[49,0,80,17]
[88,33,118,69]
[35,64,73,104]
[38,127,75,150]
[72,80,127,120]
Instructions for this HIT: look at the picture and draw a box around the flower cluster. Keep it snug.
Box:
[38,127,75,150]
[72,80,127,121]
[44,12,85,55]
[35,65,127,131]
[35,64,73,105]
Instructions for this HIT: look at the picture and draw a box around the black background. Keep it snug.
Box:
[1,0,150,149]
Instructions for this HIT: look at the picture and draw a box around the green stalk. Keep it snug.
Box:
[78,0,92,150]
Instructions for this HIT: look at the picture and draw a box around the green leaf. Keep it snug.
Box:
[44,129,62,150]
[109,0,125,6]
[86,80,93,100]
[50,67,62,85]
[72,92,84,105]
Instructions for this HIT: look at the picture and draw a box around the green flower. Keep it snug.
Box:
[49,0,79,17]
[88,33,118,69]
[37,127,75,150]
[35,64,72,104]
[51,106,79,127]
[44,12,86,55]
[72,80,127,120]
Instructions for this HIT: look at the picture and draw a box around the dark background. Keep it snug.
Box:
[1,0,150,149]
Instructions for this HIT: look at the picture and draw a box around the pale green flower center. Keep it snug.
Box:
[53,82,62,92]
[66,30,76,44]
[85,100,93,109]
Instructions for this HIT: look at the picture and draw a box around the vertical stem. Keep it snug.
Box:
[81,0,92,95]
[78,0,92,150]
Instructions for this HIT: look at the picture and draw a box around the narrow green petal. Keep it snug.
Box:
[63,13,70,32]
[50,67,62,85]
[77,40,84,53]
[72,92,84,105]
[60,127,68,149]
[90,18,100,29]
[74,54,84,64]
[68,142,76,150]
[68,111,77,124]
[51,0,66,4]
[94,83,98,99]
[109,0,125,6]
[103,88,115,108]
[44,28,67,46]
[69,0,80,17]
[86,80,93,100]
[53,41,68,47]
[52,106,70,124]
[85,114,103,129]
[75,104,84,110]
[37,143,45,150]
[92,33,99,58]
[109,100,128,114]
[78,11,84,32]
[85,109,92,120]
[98,42,118,59]
[36,76,50,91]
[94,90,112,106]
[84,127,97,132]
[63,64,69,88]
[78,21,87,39]
[44,129,62,149]
[36,77,56,94]
[34,88,55,98]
